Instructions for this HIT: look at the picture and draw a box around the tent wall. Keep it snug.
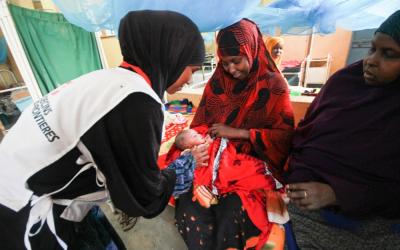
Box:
[9,4,102,94]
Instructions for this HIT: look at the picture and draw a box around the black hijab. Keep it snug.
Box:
[376,10,400,45]
[118,10,205,98]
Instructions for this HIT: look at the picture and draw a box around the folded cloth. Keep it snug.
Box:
[266,190,289,224]
[192,185,218,208]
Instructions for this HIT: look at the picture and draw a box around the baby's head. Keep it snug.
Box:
[175,129,205,150]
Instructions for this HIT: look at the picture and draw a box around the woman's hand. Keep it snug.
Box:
[285,182,337,210]
[204,134,214,144]
[191,143,210,167]
[209,123,249,139]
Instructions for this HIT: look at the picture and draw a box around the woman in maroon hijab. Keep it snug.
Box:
[285,10,400,249]
[168,19,294,249]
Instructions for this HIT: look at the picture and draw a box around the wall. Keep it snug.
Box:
[9,0,34,8]
[281,28,352,76]
[11,0,58,11]
[100,36,122,68]
[312,28,352,75]
[39,0,58,11]
[280,35,310,62]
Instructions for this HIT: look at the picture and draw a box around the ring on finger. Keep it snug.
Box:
[304,190,308,199]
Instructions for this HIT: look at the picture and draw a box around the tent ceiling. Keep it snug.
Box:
[51,0,400,35]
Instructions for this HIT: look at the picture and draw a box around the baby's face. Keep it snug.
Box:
[185,129,205,147]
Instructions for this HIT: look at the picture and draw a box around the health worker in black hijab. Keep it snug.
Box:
[0,10,205,250]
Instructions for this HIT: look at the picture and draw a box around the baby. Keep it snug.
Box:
[174,128,213,152]
[170,129,218,207]
[170,128,288,223]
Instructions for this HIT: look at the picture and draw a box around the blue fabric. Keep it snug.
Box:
[320,209,400,233]
[392,223,400,233]
[0,37,7,64]
[167,152,196,198]
[51,0,400,35]
[320,209,361,231]
[105,241,119,250]
[284,221,300,250]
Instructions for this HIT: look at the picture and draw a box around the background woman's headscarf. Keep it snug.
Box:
[191,19,293,171]
[265,37,284,68]
[118,10,205,98]
[376,10,400,45]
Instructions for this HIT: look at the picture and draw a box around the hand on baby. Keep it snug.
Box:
[191,142,210,167]
[203,134,214,144]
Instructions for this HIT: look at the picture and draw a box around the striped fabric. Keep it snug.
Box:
[167,152,196,197]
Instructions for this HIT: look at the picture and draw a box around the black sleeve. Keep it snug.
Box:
[81,92,176,218]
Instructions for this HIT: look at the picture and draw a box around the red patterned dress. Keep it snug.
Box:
[169,19,294,250]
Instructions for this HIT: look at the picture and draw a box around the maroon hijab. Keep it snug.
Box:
[286,61,400,218]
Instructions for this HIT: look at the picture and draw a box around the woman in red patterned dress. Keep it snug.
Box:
[170,19,294,250]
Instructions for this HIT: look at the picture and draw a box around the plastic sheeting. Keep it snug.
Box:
[51,0,260,32]
[50,0,400,35]
[250,0,400,34]
[0,37,7,64]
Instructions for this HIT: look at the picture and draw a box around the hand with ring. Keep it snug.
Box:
[285,182,337,210]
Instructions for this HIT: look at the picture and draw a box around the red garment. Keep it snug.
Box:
[120,61,151,86]
[191,127,276,236]
[192,19,294,249]
[192,19,294,175]
[165,125,278,248]
[166,19,294,249]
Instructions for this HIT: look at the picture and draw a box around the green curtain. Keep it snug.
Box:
[9,4,102,94]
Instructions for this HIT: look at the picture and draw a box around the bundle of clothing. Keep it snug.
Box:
[164,98,196,114]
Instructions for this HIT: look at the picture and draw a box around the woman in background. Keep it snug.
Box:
[265,37,284,70]
[285,10,400,249]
